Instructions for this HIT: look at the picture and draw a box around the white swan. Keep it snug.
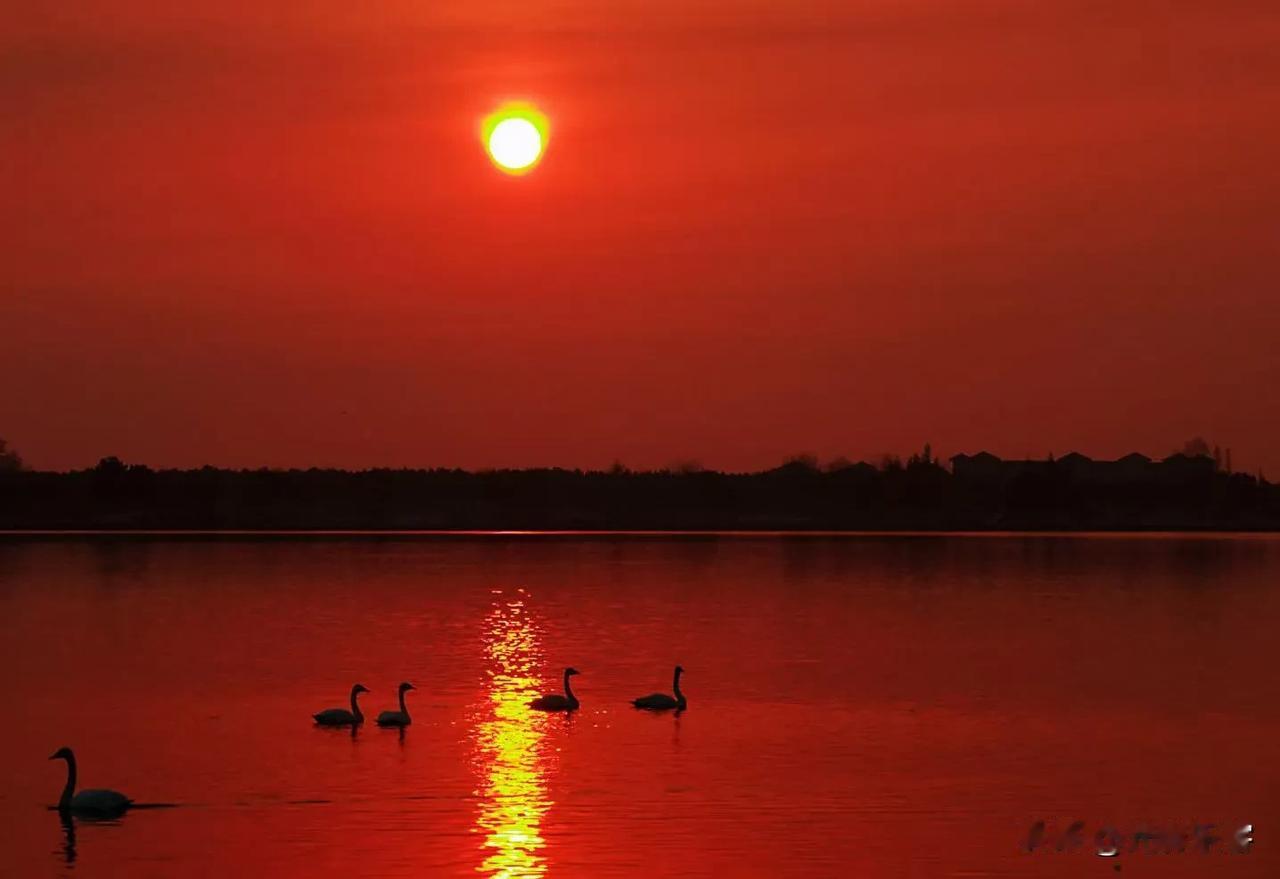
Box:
[530,667,580,711]
[376,682,416,727]
[632,665,686,711]
[313,683,369,726]
[49,747,132,817]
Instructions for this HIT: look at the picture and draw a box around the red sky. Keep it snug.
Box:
[4,2,1279,473]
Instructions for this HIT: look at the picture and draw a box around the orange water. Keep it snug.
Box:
[0,535,1275,877]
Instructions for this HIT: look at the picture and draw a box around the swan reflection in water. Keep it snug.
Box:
[56,812,76,865]
[53,805,132,867]
[471,591,555,878]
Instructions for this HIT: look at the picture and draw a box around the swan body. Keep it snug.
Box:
[68,789,132,815]
[376,682,415,727]
[633,665,686,711]
[530,667,580,712]
[314,683,369,726]
[50,748,133,818]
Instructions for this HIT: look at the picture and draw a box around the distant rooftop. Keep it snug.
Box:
[950,451,1195,465]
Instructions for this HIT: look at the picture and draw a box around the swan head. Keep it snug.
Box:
[49,747,74,762]
[398,682,415,692]
[675,665,685,675]
[352,684,370,695]
[565,667,581,677]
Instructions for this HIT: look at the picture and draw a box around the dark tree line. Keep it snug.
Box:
[1,448,1276,531]
[0,438,23,473]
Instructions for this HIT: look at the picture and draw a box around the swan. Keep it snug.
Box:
[530,667,580,711]
[632,665,686,711]
[376,682,416,727]
[313,683,369,726]
[49,747,132,818]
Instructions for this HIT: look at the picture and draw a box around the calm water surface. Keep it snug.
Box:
[0,535,1276,877]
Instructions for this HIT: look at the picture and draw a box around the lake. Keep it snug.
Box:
[0,534,1275,877]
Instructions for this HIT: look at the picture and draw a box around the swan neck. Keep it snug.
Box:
[59,754,76,811]
[673,669,686,707]
[563,672,576,703]
[350,688,364,721]
[398,688,409,717]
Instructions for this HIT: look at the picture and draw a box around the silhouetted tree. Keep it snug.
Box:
[783,453,820,472]
[94,456,128,476]
[1180,437,1212,458]
[907,444,942,470]
[0,438,22,472]
[879,454,903,473]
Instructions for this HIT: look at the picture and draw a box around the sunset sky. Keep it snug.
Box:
[5,2,1279,473]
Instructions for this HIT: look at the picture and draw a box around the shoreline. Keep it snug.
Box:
[3,528,1278,539]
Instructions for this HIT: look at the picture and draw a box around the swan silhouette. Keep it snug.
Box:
[376,682,415,727]
[530,667,580,711]
[632,665,686,711]
[313,683,369,726]
[49,747,132,818]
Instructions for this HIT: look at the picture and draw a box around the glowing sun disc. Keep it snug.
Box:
[482,103,549,175]
[489,118,542,170]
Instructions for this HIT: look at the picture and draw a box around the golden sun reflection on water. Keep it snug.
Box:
[471,592,553,878]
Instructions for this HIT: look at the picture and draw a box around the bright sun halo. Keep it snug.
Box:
[483,103,548,175]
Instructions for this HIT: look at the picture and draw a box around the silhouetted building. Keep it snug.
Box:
[950,451,1006,482]
[1158,452,1217,482]
[950,452,1055,484]
[951,450,1210,485]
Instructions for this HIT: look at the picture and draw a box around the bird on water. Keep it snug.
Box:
[530,667,581,711]
[313,683,370,726]
[632,665,687,711]
[376,682,416,727]
[49,747,133,818]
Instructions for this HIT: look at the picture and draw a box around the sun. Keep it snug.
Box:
[490,119,540,170]
[482,103,549,175]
